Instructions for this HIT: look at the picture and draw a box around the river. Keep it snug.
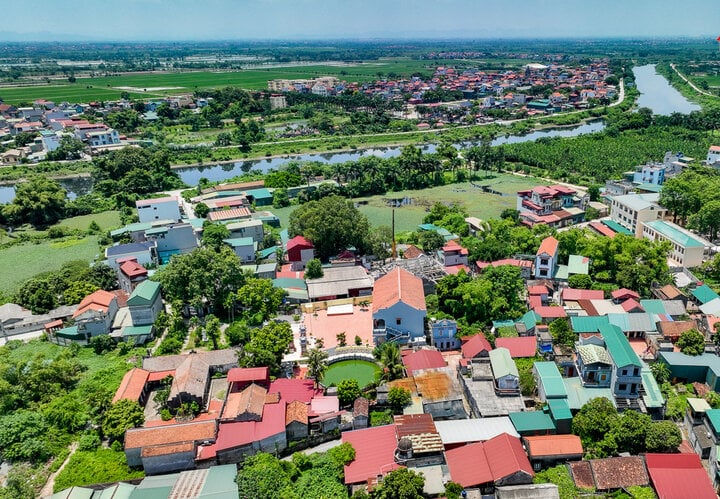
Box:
[633,64,701,116]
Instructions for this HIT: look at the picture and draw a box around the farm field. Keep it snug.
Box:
[0,236,100,294]
[271,175,545,233]
[0,57,531,104]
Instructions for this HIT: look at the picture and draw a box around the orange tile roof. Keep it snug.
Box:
[222,383,266,420]
[524,435,583,458]
[141,441,194,457]
[72,289,116,318]
[372,267,426,312]
[112,368,149,404]
[537,236,559,256]
[286,400,309,425]
[125,420,217,450]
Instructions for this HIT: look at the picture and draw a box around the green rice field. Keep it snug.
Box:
[322,359,380,388]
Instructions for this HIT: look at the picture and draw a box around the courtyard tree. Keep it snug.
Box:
[388,386,412,413]
[677,329,706,356]
[305,258,324,279]
[337,379,362,407]
[371,468,425,499]
[645,420,682,452]
[201,221,231,250]
[235,278,286,325]
[239,321,293,376]
[307,348,328,389]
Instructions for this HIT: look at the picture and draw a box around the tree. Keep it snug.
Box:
[645,420,682,452]
[610,410,651,455]
[336,332,347,347]
[236,452,294,499]
[375,342,404,381]
[572,397,618,449]
[236,278,286,325]
[289,195,371,260]
[272,188,290,208]
[14,277,57,313]
[371,468,425,499]
[650,362,670,384]
[239,322,293,376]
[204,314,221,350]
[0,411,52,463]
[418,230,445,252]
[368,225,393,260]
[677,329,706,356]
[388,386,411,412]
[201,221,231,250]
[63,281,99,305]
[337,379,362,406]
[90,334,116,354]
[568,274,593,289]
[102,399,144,443]
[690,200,720,240]
[549,318,575,348]
[225,320,250,346]
[307,348,328,389]
[2,176,67,228]
[305,258,324,279]
[194,202,210,218]
[45,136,86,161]
[154,246,247,314]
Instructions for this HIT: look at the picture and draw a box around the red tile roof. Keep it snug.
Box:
[537,236,559,256]
[569,461,595,490]
[72,289,116,318]
[120,259,148,279]
[589,221,617,238]
[621,298,644,312]
[533,306,567,319]
[528,285,549,295]
[342,425,401,484]
[268,378,322,404]
[401,349,446,375]
[286,400,309,425]
[125,420,217,450]
[561,288,604,301]
[286,235,314,251]
[524,435,583,458]
[645,453,716,499]
[227,367,269,385]
[207,207,251,221]
[495,336,537,358]
[611,288,640,301]
[462,334,492,359]
[442,240,468,255]
[446,433,533,488]
[402,245,424,259]
[372,267,426,312]
[590,456,649,491]
[112,368,149,404]
[215,400,286,451]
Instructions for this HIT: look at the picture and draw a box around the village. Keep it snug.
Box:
[0,140,714,498]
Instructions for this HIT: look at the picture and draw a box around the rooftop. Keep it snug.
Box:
[125,420,217,451]
[401,349,446,375]
[490,347,519,379]
[372,267,426,312]
[600,324,641,367]
[434,417,518,445]
[589,456,649,491]
[342,425,400,484]
[509,411,556,434]
[461,333,492,359]
[524,434,583,457]
[534,361,568,399]
[495,336,537,358]
[644,220,707,248]
[645,453,716,499]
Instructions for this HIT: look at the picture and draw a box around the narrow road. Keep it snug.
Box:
[39,442,78,498]
[670,63,713,97]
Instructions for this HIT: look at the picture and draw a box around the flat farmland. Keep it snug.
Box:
[0,84,148,105]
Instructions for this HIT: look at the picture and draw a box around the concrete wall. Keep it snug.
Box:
[130,293,163,326]
[373,301,426,341]
[142,450,195,475]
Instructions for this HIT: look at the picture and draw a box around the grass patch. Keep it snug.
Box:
[52,211,122,232]
[322,360,380,388]
[53,449,144,492]
[0,236,100,294]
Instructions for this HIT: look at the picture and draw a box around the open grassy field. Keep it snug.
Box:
[53,210,122,232]
[0,84,148,105]
[271,175,544,233]
[0,236,100,294]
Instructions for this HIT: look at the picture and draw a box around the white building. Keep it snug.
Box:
[707,145,720,167]
[535,236,559,279]
[641,220,710,268]
[609,193,666,237]
[136,196,181,223]
[88,128,120,147]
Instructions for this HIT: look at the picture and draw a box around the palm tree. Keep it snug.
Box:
[374,342,404,381]
[307,347,329,389]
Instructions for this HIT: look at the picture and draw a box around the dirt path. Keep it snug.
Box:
[670,63,713,97]
[39,442,78,498]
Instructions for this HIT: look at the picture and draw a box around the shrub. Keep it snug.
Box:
[77,433,101,452]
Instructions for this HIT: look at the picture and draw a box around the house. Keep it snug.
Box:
[434,417,519,449]
[560,288,604,305]
[208,208,252,223]
[124,420,218,474]
[509,411,557,437]
[533,361,568,402]
[445,433,533,492]
[393,413,445,466]
[71,289,119,338]
[585,456,649,491]
[105,241,157,269]
[112,367,151,405]
[412,367,467,420]
[535,236,559,279]
[88,128,120,147]
[489,348,520,394]
[117,257,148,293]
[306,265,373,301]
[575,343,612,387]
[523,435,583,470]
[609,193,665,237]
[686,398,713,458]
[127,280,163,326]
[707,145,720,166]
[226,219,264,243]
[439,240,469,267]
[462,334,492,361]
[136,196,181,224]
[286,235,315,270]
[611,288,640,303]
[285,400,309,441]
[342,425,400,485]
[645,453,716,499]
[517,185,587,228]
[145,223,199,263]
[223,237,257,263]
[658,352,720,392]
[600,324,642,400]
[495,336,537,358]
[352,397,369,429]
[430,318,459,350]
[372,268,427,345]
[704,409,720,489]
[642,220,709,268]
[401,349,446,376]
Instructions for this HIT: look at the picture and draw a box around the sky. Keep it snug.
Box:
[2,0,719,41]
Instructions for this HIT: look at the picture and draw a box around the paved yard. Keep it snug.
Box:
[461,377,525,417]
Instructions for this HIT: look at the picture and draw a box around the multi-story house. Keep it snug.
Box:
[535,236,559,279]
[88,128,120,147]
[372,267,427,345]
[707,145,720,167]
[136,196,181,223]
[575,343,613,388]
[516,185,587,228]
[430,318,459,350]
[609,193,666,237]
[600,324,642,400]
[641,220,709,268]
[438,240,469,267]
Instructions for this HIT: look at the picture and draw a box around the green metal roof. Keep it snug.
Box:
[520,310,540,332]
[571,316,609,333]
[129,487,174,499]
[567,254,590,275]
[563,377,616,410]
[706,409,720,434]
[96,483,136,499]
[223,237,254,247]
[258,246,279,259]
[255,263,277,274]
[490,347,519,379]
[245,188,273,200]
[644,220,706,248]
[693,285,720,305]
[272,277,307,290]
[602,219,633,235]
[200,464,241,498]
[636,183,663,193]
[50,487,95,499]
[144,226,168,235]
[492,319,516,329]
[127,280,161,307]
[509,411,556,433]
[55,325,82,340]
[547,398,573,421]
[554,264,569,280]
[122,325,153,337]
[600,324,641,368]
[639,299,667,315]
[641,364,664,408]
[577,344,612,366]
[659,352,720,377]
[534,361,568,399]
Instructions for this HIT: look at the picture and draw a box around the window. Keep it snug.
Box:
[539,270,548,277]
[618,383,627,391]
[396,318,402,326]
[621,369,627,376]
[633,368,639,377]
[600,374,607,381]
[540,258,548,265]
